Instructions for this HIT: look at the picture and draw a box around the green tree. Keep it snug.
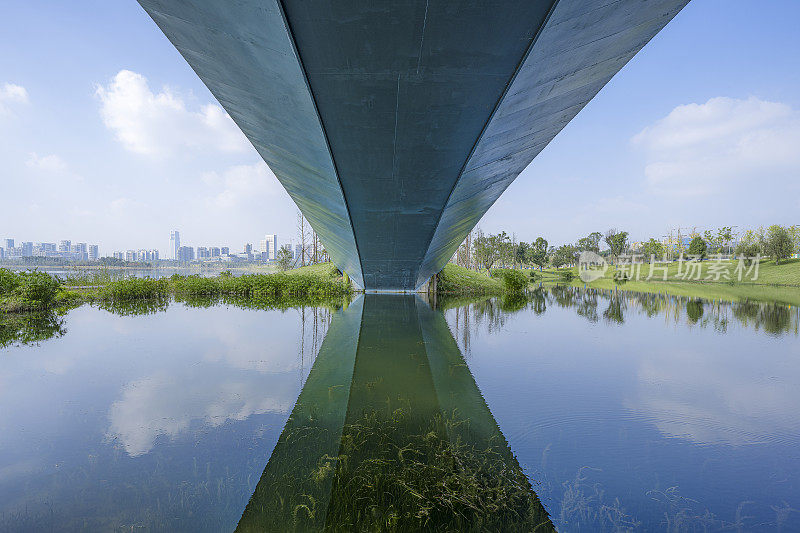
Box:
[604,229,629,263]
[787,225,800,255]
[765,225,793,264]
[551,245,578,268]
[736,229,763,257]
[276,245,294,271]
[640,238,664,259]
[473,232,501,271]
[688,236,707,259]
[495,232,513,268]
[514,242,529,268]
[702,229,719,254]
[576,232,602,253]
[526,238,548,270]
[717,226,734,255]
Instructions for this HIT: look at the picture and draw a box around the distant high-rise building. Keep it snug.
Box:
[125,250,136,262]
[88,245,99,260]
[4,239,14,251]
[0,247,4,260]
[38,242,56,254]
[221,246,230,256]
[21,242,34,257]
[211,247,220,257]
[170,230,180,260]
[113,251,124,260]
[75,242,88,261]
[242,243,253,261]
[197,247,210,260]
[260,234,278,261]
[177,246,195,262]
[58,240,71,252]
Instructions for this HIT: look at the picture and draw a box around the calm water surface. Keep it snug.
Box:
[1,288,798,531]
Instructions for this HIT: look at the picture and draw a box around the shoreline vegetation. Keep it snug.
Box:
[542,258,800,307]
[438,261,800,306]
[3,258,800,317]
[0,263,351,315]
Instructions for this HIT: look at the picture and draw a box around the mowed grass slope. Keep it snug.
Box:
[437,264,503,294]
[535,258,800,306]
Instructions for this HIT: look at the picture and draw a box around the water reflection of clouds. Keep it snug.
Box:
[630,347,800,446]
[102,306,323,456]
[107,368,296,456]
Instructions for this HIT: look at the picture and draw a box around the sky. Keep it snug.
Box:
[1,0,799,257]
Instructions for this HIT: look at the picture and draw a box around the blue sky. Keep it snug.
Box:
[1,0,799,256]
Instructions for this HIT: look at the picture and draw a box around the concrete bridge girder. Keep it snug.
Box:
[138,0,690,291]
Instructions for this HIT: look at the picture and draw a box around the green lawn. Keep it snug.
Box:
[532,258,800,306]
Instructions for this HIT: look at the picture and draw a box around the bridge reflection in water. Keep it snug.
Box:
[236,294,554,532]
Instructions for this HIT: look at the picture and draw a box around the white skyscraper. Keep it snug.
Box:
[260,234,278,260]
[170,230,180,260]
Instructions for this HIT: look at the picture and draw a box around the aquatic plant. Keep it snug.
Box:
[98,277,169,302]
[0,269,61,312]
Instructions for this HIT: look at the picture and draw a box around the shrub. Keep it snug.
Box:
[688,236,707,259]
[100,277,169,301]
[0,268,21,296]
[171,275,220,295]
[14,271,61,307]
[0,270,61,312]
[558,270,574,282]
[500,269,528,294]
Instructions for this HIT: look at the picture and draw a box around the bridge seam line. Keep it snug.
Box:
[276,0,366,289]
[415,0,562,287]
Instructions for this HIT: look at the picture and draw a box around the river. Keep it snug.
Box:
[1,288,798,531]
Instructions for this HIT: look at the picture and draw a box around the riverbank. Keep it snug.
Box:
[436,264,504,295]
[1,265,351,314]
[534,259,800,306]
[5,258,800,314]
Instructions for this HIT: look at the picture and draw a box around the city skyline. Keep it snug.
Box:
[0,228,295,264]
[0,229,294,261]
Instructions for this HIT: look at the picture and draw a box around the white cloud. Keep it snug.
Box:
[107,371,294,456]
[633,97,800,197]
[0,82,29,113]
[26,152,68,173]
[629,346,800,446]
[96,70,251,157]
[203,162,285,209]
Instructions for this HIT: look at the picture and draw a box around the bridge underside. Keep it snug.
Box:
[138,0,689,291]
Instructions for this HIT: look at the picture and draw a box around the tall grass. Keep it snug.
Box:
[98,277,170,302]
[171,273,351,299]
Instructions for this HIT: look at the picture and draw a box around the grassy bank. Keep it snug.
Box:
[533,259,800,306]
[437,264,504,294]
[436,258,800,305]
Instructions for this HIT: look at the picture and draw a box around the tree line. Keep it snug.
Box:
[454,224,800,272]
[454,229,630,271]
